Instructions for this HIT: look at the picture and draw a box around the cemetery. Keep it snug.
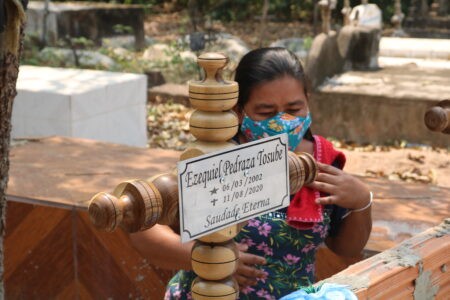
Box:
[0,0,449,299]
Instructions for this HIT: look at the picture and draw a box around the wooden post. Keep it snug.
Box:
[88,53,318,299]
[184,52,241,299]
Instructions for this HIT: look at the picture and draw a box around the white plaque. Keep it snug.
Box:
[177,134,290,243]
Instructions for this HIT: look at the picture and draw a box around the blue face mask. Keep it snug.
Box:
[240,112,312,151]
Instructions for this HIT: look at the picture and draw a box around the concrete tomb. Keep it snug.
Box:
[11,66,147,147]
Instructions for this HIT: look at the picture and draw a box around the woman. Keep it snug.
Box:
[131,48,372,299]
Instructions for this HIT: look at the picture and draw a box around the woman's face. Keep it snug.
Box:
[242,75,309,121]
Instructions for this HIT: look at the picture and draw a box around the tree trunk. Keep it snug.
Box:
[0,0,26,297]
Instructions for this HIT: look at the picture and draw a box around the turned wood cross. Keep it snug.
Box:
[88,53,318,300]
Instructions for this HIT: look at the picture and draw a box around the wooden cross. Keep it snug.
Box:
[88,53,318,299]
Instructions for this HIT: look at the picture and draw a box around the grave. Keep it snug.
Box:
[11,66,147,147]
[26,1,145,49]
[5,136,449,298]
[311,62,450,148]
[379,37,450,60]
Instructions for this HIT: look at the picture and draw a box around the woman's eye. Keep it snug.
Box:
[259,112,275,116]
[287,109,301,115]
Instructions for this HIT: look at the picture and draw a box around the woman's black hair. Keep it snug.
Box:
[234,47,309,111]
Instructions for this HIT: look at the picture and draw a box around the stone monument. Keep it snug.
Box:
[347,0,382,70]
[349,0,382,29]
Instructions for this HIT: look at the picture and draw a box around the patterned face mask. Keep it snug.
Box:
[241,112,312,151]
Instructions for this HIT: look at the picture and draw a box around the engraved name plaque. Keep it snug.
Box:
[178,134,290,243]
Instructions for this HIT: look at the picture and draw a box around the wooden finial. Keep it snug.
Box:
[191,240,239,280]
[88,180,162,232]
[424,100,450,134]
[197,52,228,83]
[147,173,179,226]
[288,152,318,195]
[188,53,238,112]
[191,277,239,300]
[189,110,239,142]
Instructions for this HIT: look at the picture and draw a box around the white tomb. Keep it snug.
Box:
[12,66,148,147]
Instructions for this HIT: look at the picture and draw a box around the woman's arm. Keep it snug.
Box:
[129,224,267,286]
[325,205,372,257]
[129,224,194,271]
[308,162,372,257]
[130,225,267,289]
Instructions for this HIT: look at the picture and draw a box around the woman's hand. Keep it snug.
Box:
[307,162,370,210]
[234,243,266,289]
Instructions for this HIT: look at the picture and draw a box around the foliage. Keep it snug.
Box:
[50,0,156,4]
[39,0,416,24]
[154,41,200,83]
[168,0,413,24]
[22,32,199,84]
[112,24,133,34]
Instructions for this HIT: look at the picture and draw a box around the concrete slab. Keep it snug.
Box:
[379,56,450,70]
[312,65,450,147]
[379,37,450,60]
[12,66,147,147]
[148,83,189,106]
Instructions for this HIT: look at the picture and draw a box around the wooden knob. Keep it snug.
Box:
[88,180,162,232]
[189,110,239,142]
[189,90,238,112]
[191,240,239,281]
[148,173,179,226]
[298,152,318,185]
[191,276,239,300]
[88,192,123,231]
[197,52,228,83]
[189,52,238,112]
[198,223,244,243]
[424,100,450,134]
[288,151,318,194]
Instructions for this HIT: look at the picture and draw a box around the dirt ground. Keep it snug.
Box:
[340,146,449,188]
[144,9,402,49]
[145,10,314,48]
